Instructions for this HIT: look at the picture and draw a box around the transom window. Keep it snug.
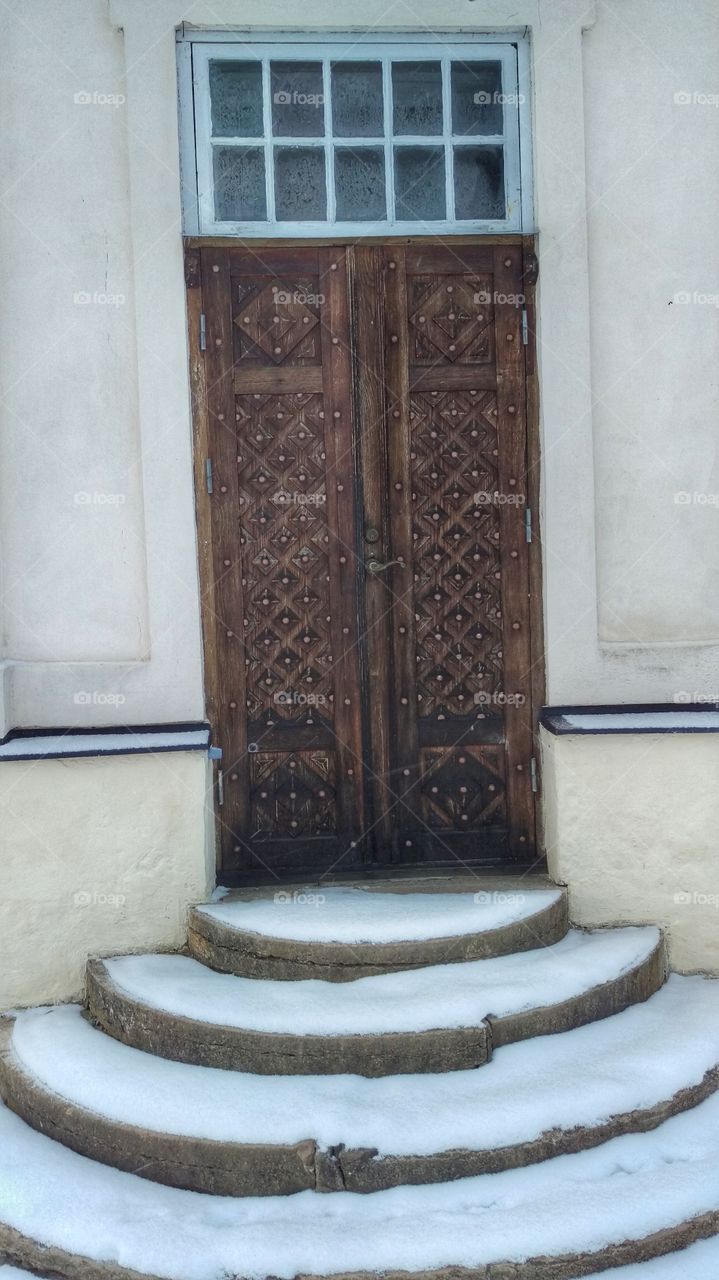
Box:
[180,36,530,236]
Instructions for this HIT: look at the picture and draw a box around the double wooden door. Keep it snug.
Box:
[188,240,539,881]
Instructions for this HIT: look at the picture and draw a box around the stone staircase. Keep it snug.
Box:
[1,878,719,1279]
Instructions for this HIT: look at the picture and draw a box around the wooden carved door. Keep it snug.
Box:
[189,241,537,882]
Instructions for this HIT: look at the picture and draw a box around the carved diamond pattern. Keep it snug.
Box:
[410,390,503,719]
[420,747,506,830]
[234,281,320,365]
[408,276,494,365]
[250,752,336,837]
[237,392,333,723]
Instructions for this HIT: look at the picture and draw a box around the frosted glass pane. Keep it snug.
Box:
[451,63,503,136]
[394,146,446,221]
[392,62,443,135]
[331,62,384,137]
[274,148,326,221]
[335,147,386,220]
[271,62,325,137]
[209,61,263,138]
[454,146,505,220]
[212,147,267,221]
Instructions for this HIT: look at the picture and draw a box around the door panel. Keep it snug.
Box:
[379,245,534,864]
[194,241,537,880]
[200,246,366,879]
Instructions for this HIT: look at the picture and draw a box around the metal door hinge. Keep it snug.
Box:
[530,757,539,793]
[521,309,529,345]
[205,458,213,494]
[217,768,224,807]
[199,313,207,351]
[525,507,532,543]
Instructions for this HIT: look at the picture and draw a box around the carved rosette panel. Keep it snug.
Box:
[420,746,507,832]
[250,752,336,838]
[236,392,334,726]
[408,275,495,365]
[409,390,503,721]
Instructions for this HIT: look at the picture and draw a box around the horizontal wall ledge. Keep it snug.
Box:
[541,705,719,736]
[0,723,212,762]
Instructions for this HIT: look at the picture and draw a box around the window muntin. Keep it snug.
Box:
[189,40,524,235]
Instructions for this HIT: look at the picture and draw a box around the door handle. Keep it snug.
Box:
[365,557,405,574]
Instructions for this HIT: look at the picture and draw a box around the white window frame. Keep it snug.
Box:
[177,31,533,238]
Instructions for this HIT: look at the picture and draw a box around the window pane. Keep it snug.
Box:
[212,146,267,221]
[394,146,446,221]
[274,147,326,220]
[271,62,325,137]
[451,63,504,136]
[454,146,505,219]
[335,147,386,220]
[392,62,443,135]
[331,62,384,137]
[209,61,263,138]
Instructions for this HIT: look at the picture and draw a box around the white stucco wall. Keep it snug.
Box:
[536,0,719,702]
[0,0,717,993]
[543,730,719,973]
[584,2,719,650]
[0,0,205,734]
[0,751,214,1010]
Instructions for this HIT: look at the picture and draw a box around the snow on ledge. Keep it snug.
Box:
[542,707,719,735]
[0,725,211,762]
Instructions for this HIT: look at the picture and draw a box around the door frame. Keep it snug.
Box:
[184,232,546,878]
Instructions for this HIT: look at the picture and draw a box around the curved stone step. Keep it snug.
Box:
[2,1092,719,1280]
[585,1235,719,1277]
[188,882,568,980]
[86,926,665,1075]
[0,976,716,1197]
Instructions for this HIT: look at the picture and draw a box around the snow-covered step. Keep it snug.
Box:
[188,882,568,980]
[87,926,665,1075]
[585,1236,719,1277]
[2,1092,719,1280]
[0,976,716,1197]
